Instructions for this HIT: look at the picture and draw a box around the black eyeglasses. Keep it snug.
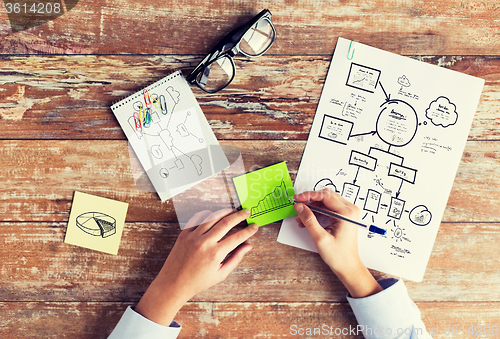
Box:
[186,9,276,93]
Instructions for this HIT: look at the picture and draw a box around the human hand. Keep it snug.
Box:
[294,189,382,298]
[294,189,361,277]
[135,208,258,325]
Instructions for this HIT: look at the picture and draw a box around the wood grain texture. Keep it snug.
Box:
[1,301,499,339]
[1,0,499,337]
[1,221,499,302]
[0,140,498,222]
[1,0,500,55]
[1,55,499,140]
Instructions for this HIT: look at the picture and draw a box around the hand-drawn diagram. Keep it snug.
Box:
[313,55,472,258]
[316,65,438,259]
[76,212,116,238]
[111,72,230,202]
[390,221,409,244]
[127,87,205,179]
[278,38,485,282]
[250,179,293,218]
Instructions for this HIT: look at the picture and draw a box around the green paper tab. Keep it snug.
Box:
[233,161,297,226]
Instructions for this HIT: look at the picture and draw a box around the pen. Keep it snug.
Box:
[289,198,387,236]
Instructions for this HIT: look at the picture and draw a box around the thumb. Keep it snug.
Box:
[295,203,329,243]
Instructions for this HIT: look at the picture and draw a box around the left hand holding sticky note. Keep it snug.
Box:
[233,161,296,226]
[64,191,129,255]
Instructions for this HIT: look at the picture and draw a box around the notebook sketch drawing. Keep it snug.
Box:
[111,71,229,201]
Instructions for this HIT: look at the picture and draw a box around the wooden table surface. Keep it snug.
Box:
[1,1,500,338]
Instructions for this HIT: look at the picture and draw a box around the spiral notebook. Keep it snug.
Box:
[111,71,229,201]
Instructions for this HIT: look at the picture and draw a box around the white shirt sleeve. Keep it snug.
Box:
[108,306,182,339]
[347,278,432,339]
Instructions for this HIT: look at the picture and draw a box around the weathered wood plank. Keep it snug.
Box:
[0,55,498,140]
[1,221,499,302]
[1,301,499,339]
[0,140,498,222]
[1,0,500,55]
[0,0,102,54]
[1,1,498,337]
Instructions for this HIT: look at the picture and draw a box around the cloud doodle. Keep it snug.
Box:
[425,96,458,128]
[398,75,411,88]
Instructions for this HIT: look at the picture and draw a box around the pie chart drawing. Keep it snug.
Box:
[76,212,117,238]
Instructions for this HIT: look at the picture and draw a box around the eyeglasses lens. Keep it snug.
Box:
[239,18,275,56]
[196,55,235,93]
[193,14,275,93]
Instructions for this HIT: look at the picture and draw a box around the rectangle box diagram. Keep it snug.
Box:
[346,63,381,93]
[349,151,377,171]
[318,115,354,145]
[388,197,405,220]
[388,163,417,184]
[342,183,360,204]
[364,189,381,213]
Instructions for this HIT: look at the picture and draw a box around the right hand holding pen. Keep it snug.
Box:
[294,189,383,298]
[293,189,362,277]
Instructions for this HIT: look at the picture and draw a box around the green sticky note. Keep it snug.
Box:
[233,161,296,226]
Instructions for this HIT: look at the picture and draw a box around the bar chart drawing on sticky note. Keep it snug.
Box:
[233,161,297,227]
[251,179,293,218]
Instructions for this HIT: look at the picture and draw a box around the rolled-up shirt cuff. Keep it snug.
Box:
[347,278,426,338]
[108,306,181,339]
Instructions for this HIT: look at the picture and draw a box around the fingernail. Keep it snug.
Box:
[295,204,304,213]
[243,209,251,215]
[251,223,259,229]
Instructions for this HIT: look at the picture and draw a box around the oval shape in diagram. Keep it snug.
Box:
[376,99,418,147]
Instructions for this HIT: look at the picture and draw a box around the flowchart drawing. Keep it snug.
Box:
[127,91,205,180]
[111,71,230,201]
[278,37,485,282]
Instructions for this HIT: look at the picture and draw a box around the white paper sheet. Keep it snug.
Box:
[277,38,484,281]
[111,71,229,201]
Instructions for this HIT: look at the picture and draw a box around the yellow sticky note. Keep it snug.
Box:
[64,191,129,255]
